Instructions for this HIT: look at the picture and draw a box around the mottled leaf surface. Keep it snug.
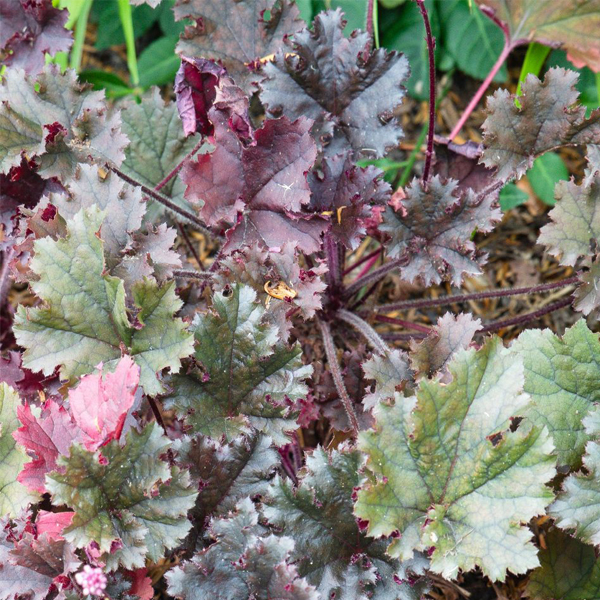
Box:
[46,423,196,570]
[264,447,428,600]
[355,338,556,581]
[475,0,600,71]
[538,174,600,266]
[381,176,501,286]
[481,69,600,183]
[0,384,37,517]
[165,284,311,443]
[174,0,303,93]
[362,349,411,410]
[13,207,194,395]
[167,498,318,600]
[526,527,600,600]
[511,321,600,470]
[0,0,73,76]
[0,66,127,181]
[260,9,410,157]
[574,255,600,315]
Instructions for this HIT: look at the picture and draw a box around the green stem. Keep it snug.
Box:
[373,0,380,49]
[515,42,550,105]
[117,0,140,86]
[69,0,93,71]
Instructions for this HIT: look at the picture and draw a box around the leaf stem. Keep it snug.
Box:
[172,269,213,280]
[108,165,213,237]
[366,0,375,42]
[337,309,389,355]
[343,247,382,276]
[117,0,140,86]
[69,0,93,72]
[318,320,360,434]
[478,295,573,333]
[147,395,168,434]
[449,39,512,141]
[414,0,436,183]
[324,232,342,293]
[155,138,204,192]
[343,257,408,301]
[371,275,579,313]
[373,314,432,334]
[177,223,205,270]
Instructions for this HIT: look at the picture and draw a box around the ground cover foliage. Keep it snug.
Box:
[0,0,599,598]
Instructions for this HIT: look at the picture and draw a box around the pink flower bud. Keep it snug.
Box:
[75,565,107,596]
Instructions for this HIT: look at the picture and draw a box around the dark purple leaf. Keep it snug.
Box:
[0,0,72,76]
[259,9,410,157]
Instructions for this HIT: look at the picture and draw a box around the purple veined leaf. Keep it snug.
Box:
[0,0,73,76]
[380,175,502,286]
[481,68,600,183]
[475,0,600,72]
[309,154,391,249]
[259,9,410,157]
[173,0,303,94]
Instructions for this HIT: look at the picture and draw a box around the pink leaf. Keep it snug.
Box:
[35,511,74,541]
[68,356,140,452]
[128,568,154,600]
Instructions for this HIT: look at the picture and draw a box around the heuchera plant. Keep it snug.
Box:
[0,0,599,598]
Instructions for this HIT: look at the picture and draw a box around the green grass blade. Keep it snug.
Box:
[515,42,550,105]
[117,0,140,86]
[69,0,93,71]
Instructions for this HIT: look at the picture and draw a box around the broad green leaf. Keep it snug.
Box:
[166,498,318,600]
[92,2,159,50]
[120,88,200,220]
[526,527,600,600]
[499,183,529,210]
[511,321,600,470]
[551,407,600,547]
[78,70,134,98]
[527,152,569,206]
[164,284,312,443]
[474,0,600,72]
[264,447,429,600]
[438,0,508,83]
[13,207,194,395]
[46,422,197,570]
[0,384,38,517]
[138,36,180,88]
[355,337,556,582]
[538,174,600,267]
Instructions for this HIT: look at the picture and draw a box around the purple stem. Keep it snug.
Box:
[374,314,432,334]
[343,257,408,301]
[324,232,342,292]
[414,0,436,183]
[172,269,213,280]
[155,138,204,192]
[177,223,205,270]
[366,0,375,41]
[478,296,573,333]
[449,38,512,141]
[108,165,213,237]
[343,247,382,276]
[353,250,382,282]
[147,395,168,434]
[372,275,579,313]
[318,319,360,434]
[337,309,389,355]
[348,281,380,311]
[382,332,427,342]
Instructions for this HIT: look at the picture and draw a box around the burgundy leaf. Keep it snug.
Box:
[481,68,600,183]
[13,401,79,494]
[259,9,410,157]
[174,0,303,93]
[0,351,48,402]
[0,0,72,76]
[381,176,502,286]
[174,57,227,137]
[35,511,74,541]
[68,356,140,452]
[309,154,391,248]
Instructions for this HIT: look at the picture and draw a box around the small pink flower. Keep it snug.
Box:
[75,565,107,596]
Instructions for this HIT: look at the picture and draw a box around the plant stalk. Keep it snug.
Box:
[374,314,432,334]
[69,0,93,72]
[324,232,342,293]
[343,257,408,301]
[155,138,204,192]
[172,269,213,280]
[414,0,436,183]
[343,247,382,276]
[337,309,389,355]
[318,320,360,434]
[117,0,140,86]
[177,223,205,270]
[371,275,579,313]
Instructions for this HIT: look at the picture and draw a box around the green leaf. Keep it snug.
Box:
[78,70,135,98]
[511,320,600,470]
[166,498,318,600]
[13,207,194,395]
[158,0,186,36]
[527,152,569,205]
[313,1,367,33]
[526,527,600,600]
[264,447,429,600]
[551,406,600,547]
[516,43,551,98]
[120,88,200,220]
[381,0,440,100]
[46,422,196,570]
[438,0,508,83]
[499,183,529,211]
[355,337,556,582]
[0,384,38,518]
[139,36,180,88]
[92,2,159,51]
[164,284,312,443]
